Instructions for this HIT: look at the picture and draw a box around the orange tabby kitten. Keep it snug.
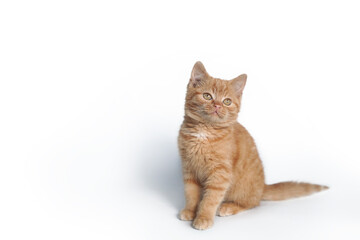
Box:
[178,61,328,230]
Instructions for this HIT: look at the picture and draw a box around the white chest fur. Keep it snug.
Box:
[188,131,208,140]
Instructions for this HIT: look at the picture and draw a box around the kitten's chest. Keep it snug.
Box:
[183,136,211,161]
[179,127,213,152]
[179,127,232,174]
[180,138,214,179]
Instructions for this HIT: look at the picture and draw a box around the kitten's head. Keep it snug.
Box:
[184,61,247,125]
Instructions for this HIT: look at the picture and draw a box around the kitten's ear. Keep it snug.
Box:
[231,74,247,97]
[189,61,208,88]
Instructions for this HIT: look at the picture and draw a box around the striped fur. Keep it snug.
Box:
[178,62,328,230]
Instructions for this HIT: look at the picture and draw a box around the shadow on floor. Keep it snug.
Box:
[140,136,184,212]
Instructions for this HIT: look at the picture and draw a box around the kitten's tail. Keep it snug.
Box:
[262,181,329,201]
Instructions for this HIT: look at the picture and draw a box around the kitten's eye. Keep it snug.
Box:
[203,93,213,100]
[223,98,232,106]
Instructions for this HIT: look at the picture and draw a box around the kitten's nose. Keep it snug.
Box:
[214,104,221,110]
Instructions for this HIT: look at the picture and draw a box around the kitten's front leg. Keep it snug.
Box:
[193,169,230,230]
[179,173,201,221]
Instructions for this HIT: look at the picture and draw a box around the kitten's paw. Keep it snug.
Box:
[192,217,213,230]
[217,202,244,217]
[179,209,196,221]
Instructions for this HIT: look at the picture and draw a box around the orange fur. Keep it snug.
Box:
[178,61,328,230]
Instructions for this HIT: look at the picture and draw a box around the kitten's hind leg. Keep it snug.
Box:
[217,202,248,217]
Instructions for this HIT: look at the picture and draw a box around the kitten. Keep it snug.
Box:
[178,61,328,230]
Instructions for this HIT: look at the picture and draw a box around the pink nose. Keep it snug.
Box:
[214,104,221,110]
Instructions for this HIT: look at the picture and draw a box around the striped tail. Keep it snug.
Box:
[262,181,329,201]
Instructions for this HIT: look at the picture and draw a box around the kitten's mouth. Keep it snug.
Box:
[211,111,221,117]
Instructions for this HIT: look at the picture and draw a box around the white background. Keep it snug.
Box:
[1,0,359,239]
